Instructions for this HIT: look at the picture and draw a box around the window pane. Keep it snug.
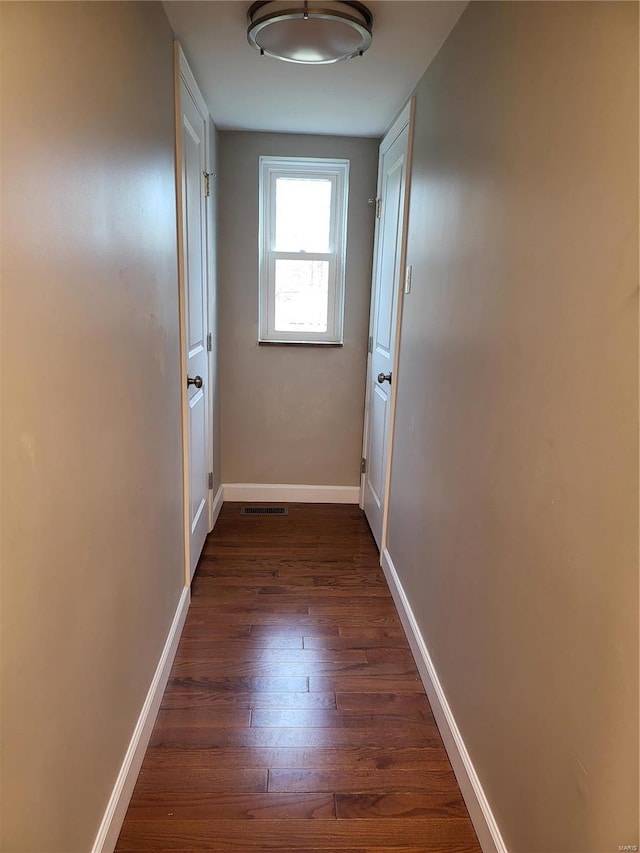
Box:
[274,259,329,333]
[275,178,332,252]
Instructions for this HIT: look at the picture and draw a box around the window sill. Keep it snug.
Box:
[258,340,344,347]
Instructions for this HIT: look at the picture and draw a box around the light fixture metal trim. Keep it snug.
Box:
[247,1,373,65]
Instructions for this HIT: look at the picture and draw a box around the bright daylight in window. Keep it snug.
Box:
[259,157,349,343]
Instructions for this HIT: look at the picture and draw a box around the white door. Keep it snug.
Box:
[178,51,211,580]
[363,104,412,549]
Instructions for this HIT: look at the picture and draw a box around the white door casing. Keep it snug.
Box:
[362,102,414,550]
[176,46,212,581]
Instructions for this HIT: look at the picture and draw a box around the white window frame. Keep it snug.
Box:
[258,156,349,344]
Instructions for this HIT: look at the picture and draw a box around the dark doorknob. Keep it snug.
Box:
[377,372,392,385]
[187,375,203,389]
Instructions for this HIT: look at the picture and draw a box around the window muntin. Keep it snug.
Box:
[259,157,349,343]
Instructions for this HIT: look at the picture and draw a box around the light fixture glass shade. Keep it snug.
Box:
[247,1,373,64]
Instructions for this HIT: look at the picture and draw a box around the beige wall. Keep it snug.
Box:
[218,132,378,486]
[0,3,184,850]
[387,3,638,852]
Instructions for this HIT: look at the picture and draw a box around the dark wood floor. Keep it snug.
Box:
[116,503,481,851]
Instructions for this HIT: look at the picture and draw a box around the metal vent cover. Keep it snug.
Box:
[241,506,289,516]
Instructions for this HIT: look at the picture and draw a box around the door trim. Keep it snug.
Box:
[360,98,415,553]
[174,43,214,585]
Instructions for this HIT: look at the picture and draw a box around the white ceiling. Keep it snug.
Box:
[163,1,467,137]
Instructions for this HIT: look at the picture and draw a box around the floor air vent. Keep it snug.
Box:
[241,506,289,516]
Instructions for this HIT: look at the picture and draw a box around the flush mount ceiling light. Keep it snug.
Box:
[247,1,373,65]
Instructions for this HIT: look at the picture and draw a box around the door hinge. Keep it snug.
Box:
[368,196,382,219]
[361,457,366,474]
[208,472,214,490]
[203,172,213,197]
[368,335,373,353]
[207,332,213,352]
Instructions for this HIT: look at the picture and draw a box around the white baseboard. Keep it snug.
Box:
[381,547,508,853]
[91,584,190,853]
[222,483,360,504]
[210,483,224,530]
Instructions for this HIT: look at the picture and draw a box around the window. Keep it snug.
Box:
[259,156,349,344]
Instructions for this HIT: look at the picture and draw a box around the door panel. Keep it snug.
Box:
[180,72,210,580]
[189,386,207,534]
[368,384,388,509]
[374,163,403,356]
[185,118,206,354]
[363,115,411,548]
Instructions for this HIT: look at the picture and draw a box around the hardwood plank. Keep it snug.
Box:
[173,647,368,665]
[277,562,384,574]
[303,636,409,650]
[309,676,423,694]
[306,602,400,617]
[177,624,253,640]
[148,725,445,750]
[365,648,417,664]
[141,746,451,771]
[336,792,468,820]
[184,613,404,626]
[126,792,336,820]
[338,627,406,638]
[156,705,435,729]
[203,546,375,558]
[358,849,479,853]
[207,527,366,539]
[192,582,390,598]
[122,848,458,853]
[155,709,246,728]
[177,634,304,650]
[192,564,279,578]
[192,573,313,586]
[170,660,417,678]
[335,693,434,719]
[187,600,310,614]
[123,849,469,853]
[161,691,336,711]
[278,566,384,578]
[199,559,379,574]
[194,590,393,604]
[153,708,251,728]
[251,624,339,638]
[134,768,267,794]
[157,676,309,694]
[269,768,459,793]
[115,818,481,850]
[251,709,441,731]
[250,691,337,710]
[124,846,364,853]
